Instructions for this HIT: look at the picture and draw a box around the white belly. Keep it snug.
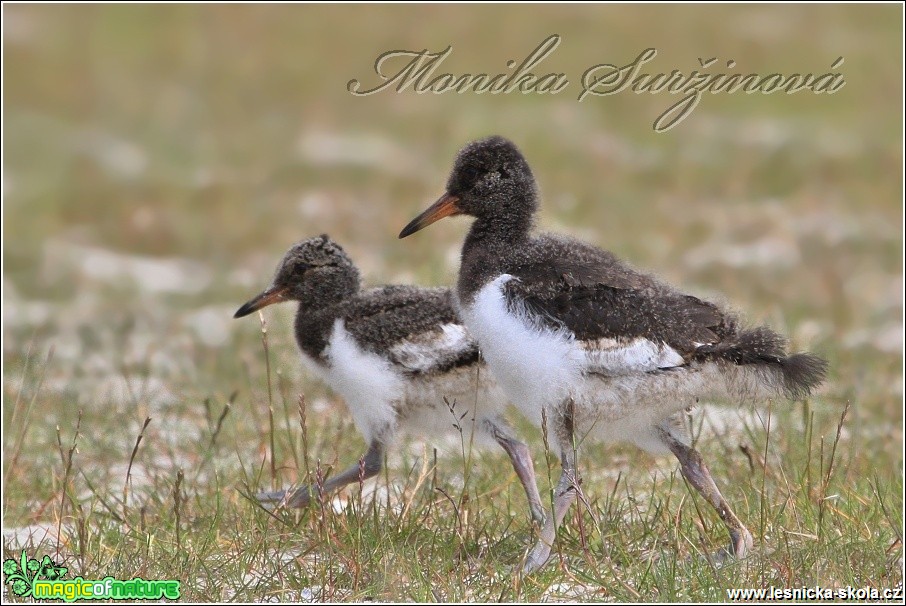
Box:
[400,364,508,448]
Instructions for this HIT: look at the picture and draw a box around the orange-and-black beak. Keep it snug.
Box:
[233,286,288,318]
[398,193,462,238]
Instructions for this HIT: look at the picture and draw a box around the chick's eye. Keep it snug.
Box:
[459,165,482,188]
[499,166,510,179]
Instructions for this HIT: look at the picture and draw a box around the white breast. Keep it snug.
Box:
[321,319,403,443]
[460,275,578,425]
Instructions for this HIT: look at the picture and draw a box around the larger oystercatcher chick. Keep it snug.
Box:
[399,136,826,572]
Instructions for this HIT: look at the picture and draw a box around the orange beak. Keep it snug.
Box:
[398,193,462,238]
[233,286,288,318]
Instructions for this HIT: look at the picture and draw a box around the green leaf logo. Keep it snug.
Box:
[39,555,68,581]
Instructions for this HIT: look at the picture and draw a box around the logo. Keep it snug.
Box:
[3,551,180,602]
[3,551,67,598]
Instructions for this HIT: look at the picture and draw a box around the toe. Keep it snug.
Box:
[523,541,553,574]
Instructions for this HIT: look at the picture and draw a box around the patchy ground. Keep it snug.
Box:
[3,4,902,601]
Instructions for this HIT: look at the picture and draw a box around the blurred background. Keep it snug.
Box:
[3,4,902,598]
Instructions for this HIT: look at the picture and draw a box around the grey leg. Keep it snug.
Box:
[657,427,754,559]
[523,403,581,574]
[258,441,384,509]
[486,420,547,525]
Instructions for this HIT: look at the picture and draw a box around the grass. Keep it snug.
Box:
[3,3,903,602]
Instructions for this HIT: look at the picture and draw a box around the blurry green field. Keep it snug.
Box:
[3,4,902,602]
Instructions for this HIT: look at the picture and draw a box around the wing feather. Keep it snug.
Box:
[501,248,736,371]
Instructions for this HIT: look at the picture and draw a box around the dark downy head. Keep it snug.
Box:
[399,136,539,239]
[234,234,361,318]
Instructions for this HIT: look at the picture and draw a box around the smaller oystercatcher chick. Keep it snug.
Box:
[234,234,544,522]
[399,136,828,572]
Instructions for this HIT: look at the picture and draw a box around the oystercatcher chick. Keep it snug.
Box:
[234,234,544,522]
[399,136,827,573]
